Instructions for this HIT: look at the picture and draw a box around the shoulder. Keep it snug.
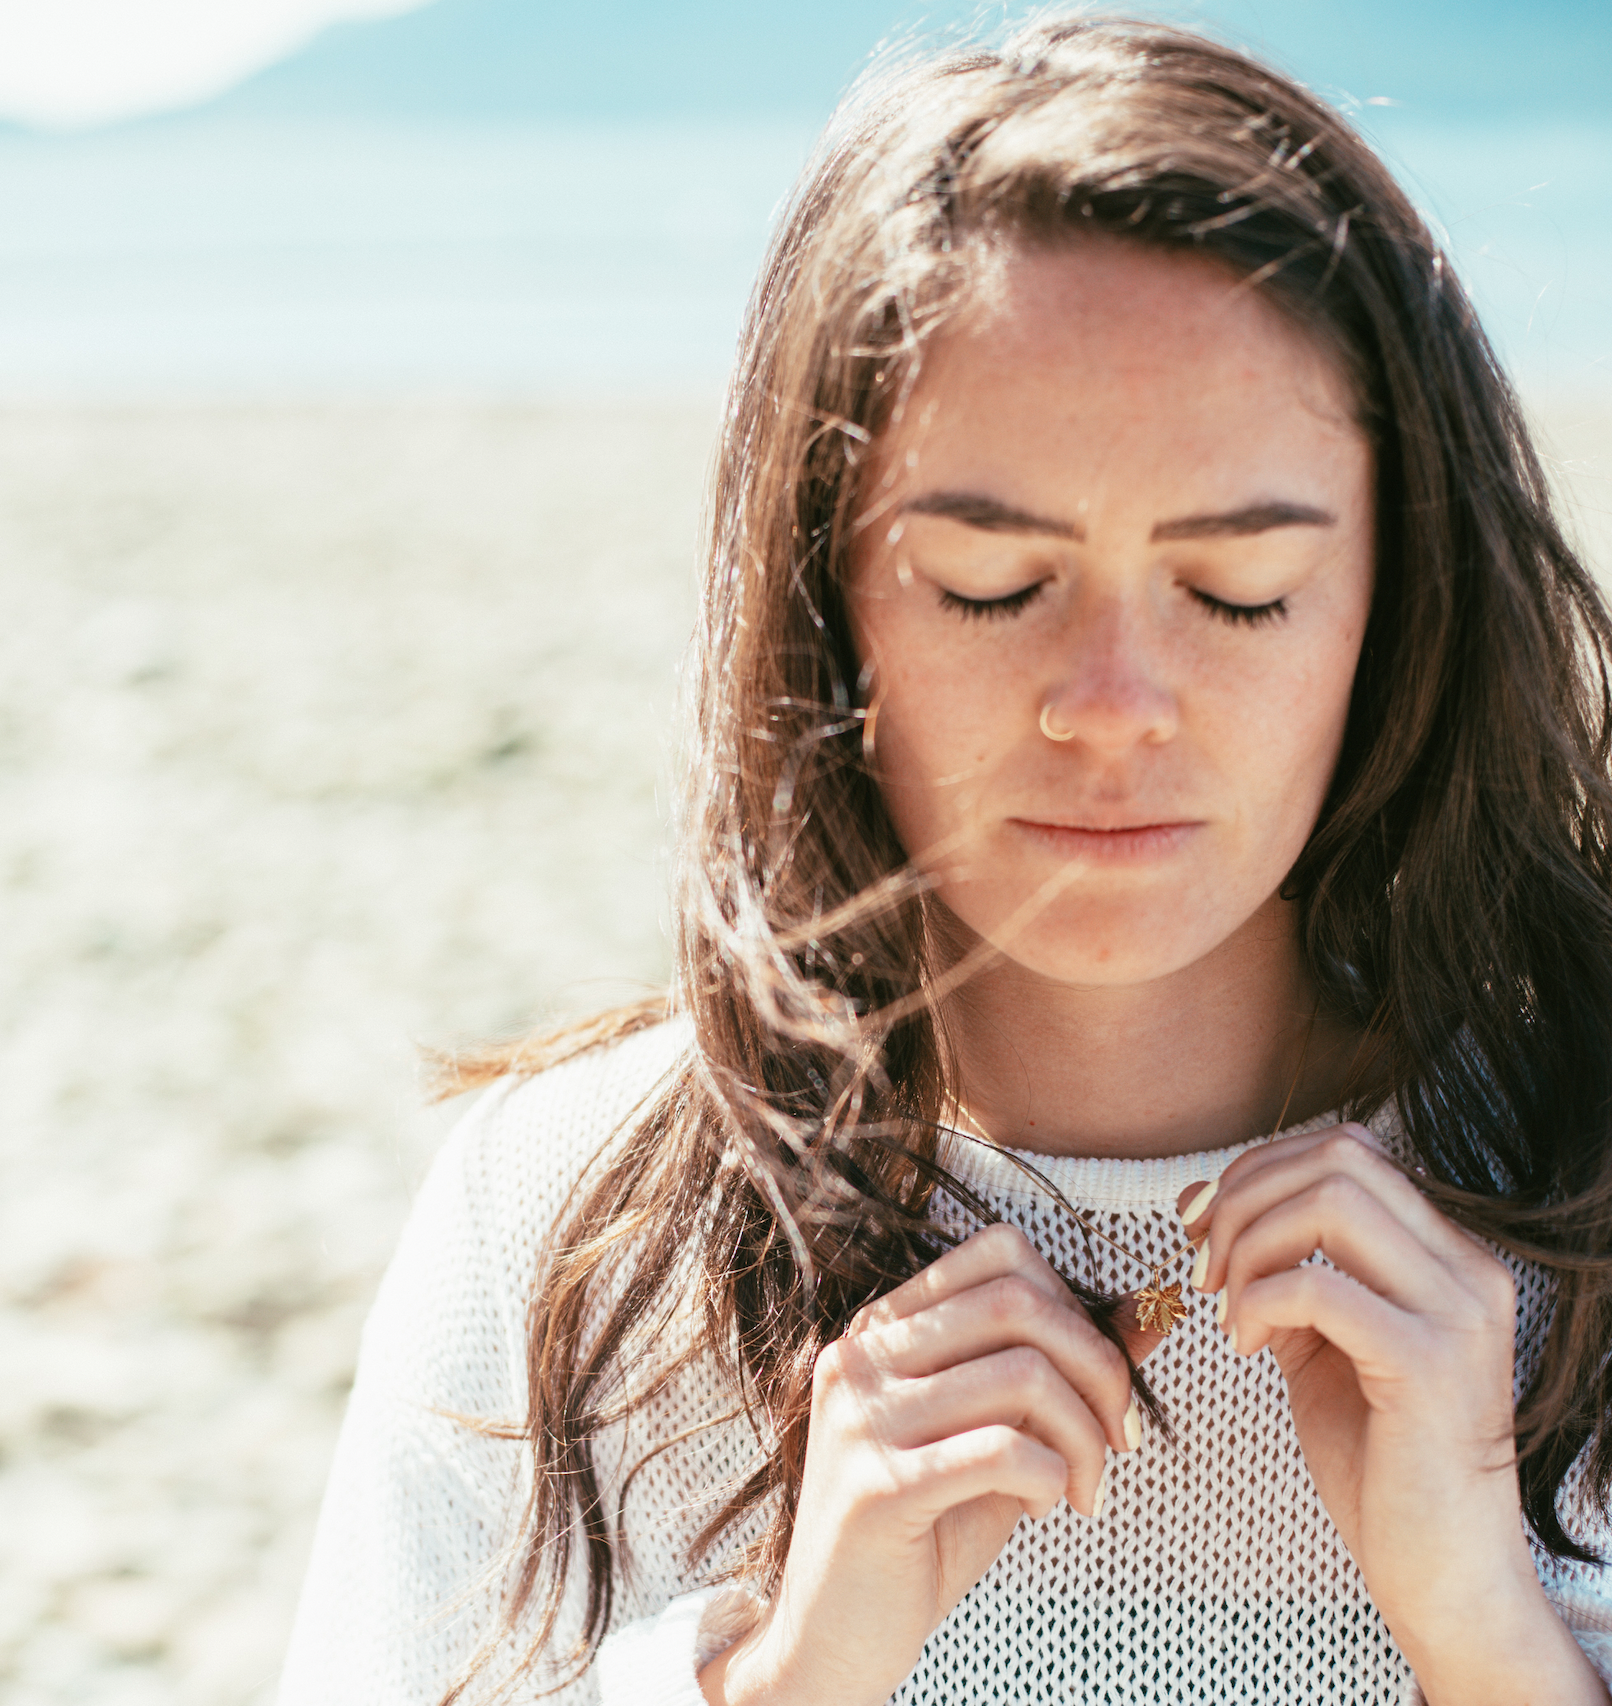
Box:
[353,1016,694,1412]
[278,1026,692,1704]
[442,1014,695,1257]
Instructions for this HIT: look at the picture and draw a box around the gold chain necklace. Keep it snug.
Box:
[947,1003,1319,1335]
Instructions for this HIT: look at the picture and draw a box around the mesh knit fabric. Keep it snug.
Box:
[278,1021,1612,1705]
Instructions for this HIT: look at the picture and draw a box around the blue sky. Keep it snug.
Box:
[0,1,1603,397]
[0,0,1605,130]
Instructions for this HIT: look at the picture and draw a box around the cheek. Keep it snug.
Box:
[872,649,998,799]
[855,607,1014,836]
[1233,627,1361,836]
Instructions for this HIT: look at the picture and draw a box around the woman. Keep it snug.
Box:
[280,16,1612,1705]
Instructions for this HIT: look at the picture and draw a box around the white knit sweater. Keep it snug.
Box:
[278,1020,1612,1705]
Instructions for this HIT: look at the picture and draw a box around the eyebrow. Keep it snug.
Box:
[900,492,1336,542]
[1149,502,1336,541]
[902,491,1084,539]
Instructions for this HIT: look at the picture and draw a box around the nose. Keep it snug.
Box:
[1040,601,1178,753]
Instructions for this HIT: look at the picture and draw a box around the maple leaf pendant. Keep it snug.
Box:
[1133,1278,1190,1334]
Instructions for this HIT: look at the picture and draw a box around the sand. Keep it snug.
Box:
[0,400,712,1706]
[2,392,1608,1706]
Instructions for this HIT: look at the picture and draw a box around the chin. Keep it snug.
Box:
[964,893,1238,988]
[988,939,1203,987]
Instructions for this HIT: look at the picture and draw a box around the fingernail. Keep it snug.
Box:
[1123,1398,1142,1450]
[1190,1240,1211,1292]
[1216,1288,1228,1324]
[1091,1465,1108,1521]
[1228,1324,1240,1354]
[1181,1179,1217,1223]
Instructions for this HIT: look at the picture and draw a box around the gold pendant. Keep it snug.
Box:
[1133,1279,1189,1335]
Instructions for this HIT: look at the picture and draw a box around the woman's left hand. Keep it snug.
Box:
[1182,1122,1608,1706]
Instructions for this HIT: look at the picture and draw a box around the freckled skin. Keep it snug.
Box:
[847,240,1375,992]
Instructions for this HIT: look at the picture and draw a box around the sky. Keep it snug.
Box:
[0,0,1601,396]
[0,0,1605,130]
[0,0,429,128]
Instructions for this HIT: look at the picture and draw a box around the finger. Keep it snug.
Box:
[850,1222,1069,1337]
[901,1425,1075,1525]
[864,1282,1133,1451]
[1173,1120,1390,1236]
[1191,1127,1488,1298]
[886,1346,1111,1510]
[1216,1177,1462,1318]
[1177,1177,1219,1230]
[1210,1120,1387,1206]
[1225,1262,1415,1372]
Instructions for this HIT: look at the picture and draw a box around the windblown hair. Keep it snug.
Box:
[446,14,1612,1698]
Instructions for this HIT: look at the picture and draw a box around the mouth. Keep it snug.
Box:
[1008,818,1203,861]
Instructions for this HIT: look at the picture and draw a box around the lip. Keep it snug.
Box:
[1008,818,1203,861]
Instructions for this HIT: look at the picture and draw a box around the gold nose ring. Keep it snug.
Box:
[1040,703,1076,742]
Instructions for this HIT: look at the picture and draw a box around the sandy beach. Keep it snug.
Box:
[0,400,711,1706]
[2,392,1608,1705]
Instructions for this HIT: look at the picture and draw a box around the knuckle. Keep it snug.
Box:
[987,1273,1046,1324]
[1083,1327,1130,1391]
[1314,1170,1362,1217]
[848,1297,883,1334]
[999,1343,1050,1391]
[1320,1130,1368,1171]
[976,1423,1030,1467]
[976,1221,1034,1266]
[972,1421,1014,1452]
[845,1454,907,1512]
[813,1338,857,1394]
[1287,1263,1328,1308]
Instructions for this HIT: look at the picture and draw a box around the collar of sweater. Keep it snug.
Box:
[937,1104,1402,1210]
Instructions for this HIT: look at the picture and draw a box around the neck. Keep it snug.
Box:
[939,896,1365,1160]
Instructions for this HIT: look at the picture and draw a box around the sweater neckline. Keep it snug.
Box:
[937,1104,1398,1209]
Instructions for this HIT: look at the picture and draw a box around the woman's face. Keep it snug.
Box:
[847,239,1375,988]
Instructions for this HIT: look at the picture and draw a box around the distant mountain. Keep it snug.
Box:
[175,0,1612,128]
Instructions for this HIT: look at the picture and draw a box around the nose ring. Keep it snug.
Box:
[1039,703,1076,742]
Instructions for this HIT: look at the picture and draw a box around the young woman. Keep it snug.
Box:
[280,17,1612,1706]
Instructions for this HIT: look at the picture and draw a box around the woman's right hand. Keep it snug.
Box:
[698,1221,1140,1706]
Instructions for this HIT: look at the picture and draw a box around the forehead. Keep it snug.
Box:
[958,235,1341,385]
[880,233,1357,470]
[856,237,1371,535]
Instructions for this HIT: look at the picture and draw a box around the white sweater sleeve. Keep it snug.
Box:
[277,1024,699,1706]
[595,1587,762,1705]
[276,1077,547,1706]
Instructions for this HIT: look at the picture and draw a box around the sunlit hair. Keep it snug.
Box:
[441,14,1612,1698]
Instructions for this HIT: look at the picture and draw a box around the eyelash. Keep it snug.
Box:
[938,584,1045,621]
[937,583,1289,628]
[1190,590,1290,628]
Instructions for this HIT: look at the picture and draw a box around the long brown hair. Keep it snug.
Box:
[447,14,1612,1696]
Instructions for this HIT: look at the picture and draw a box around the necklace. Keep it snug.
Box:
[946,1002,1319,1336]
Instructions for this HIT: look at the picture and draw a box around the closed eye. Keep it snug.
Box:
[1191,589,1289,628]
[938,582,1046,621]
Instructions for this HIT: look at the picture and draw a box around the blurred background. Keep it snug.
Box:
[1,3,1607,1702]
